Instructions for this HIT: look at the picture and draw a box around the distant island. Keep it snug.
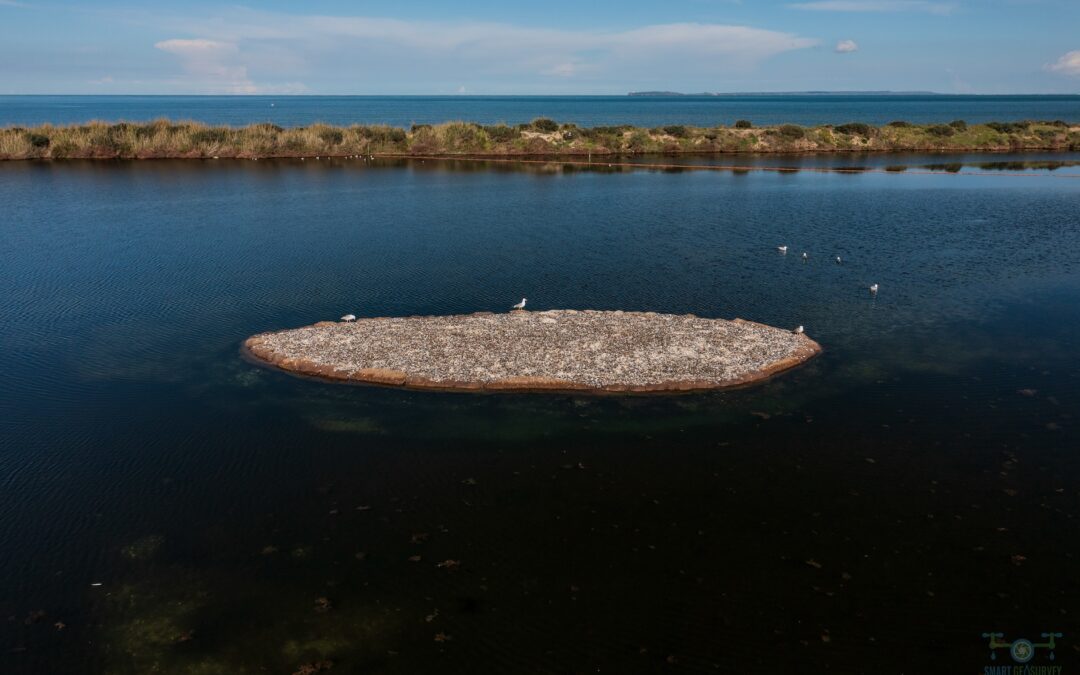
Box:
[2,117,1077,160]
[628,91,941,97]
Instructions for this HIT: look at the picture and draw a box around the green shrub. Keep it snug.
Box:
[191,128,230,145]
[926,124,955,137]
[734,120,753,129]
[530,118,559,132]
[410,123,432,133]
[49,140,76,158]
[778,124,805,140]
[948,119,968,131]
[589,125,631,136]
[662,125,689,138]
[986,121,1029,134]
[483,124,517,142]
[358,126,406,145]
[26,132,50,148]
[626,129,652,151]
[318,129,344,145]
[440,122,487,151]
[834,123,873,136]
[887,120,913,128]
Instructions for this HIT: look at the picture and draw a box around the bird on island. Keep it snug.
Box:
[869,283,879,295]
[340,314,357,322]
[777,245,788,254]
[794,325,805,335]
[512,298,527,310]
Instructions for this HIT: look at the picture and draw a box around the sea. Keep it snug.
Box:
[1,98,1079,673]
[1,94,1079,127]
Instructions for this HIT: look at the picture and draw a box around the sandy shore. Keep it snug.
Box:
[243,310,821,394]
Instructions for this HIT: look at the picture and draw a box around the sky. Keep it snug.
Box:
[1,0,1079,95]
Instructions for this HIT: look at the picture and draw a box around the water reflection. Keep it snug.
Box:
[1,157,1078,673]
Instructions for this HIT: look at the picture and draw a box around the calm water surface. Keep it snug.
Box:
[1,157,1079,673]
[2,94,1080,127]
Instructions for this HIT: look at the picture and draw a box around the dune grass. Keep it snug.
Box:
[1,117,1078,160]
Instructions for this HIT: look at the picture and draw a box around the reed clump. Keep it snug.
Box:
[2,118,1078,160]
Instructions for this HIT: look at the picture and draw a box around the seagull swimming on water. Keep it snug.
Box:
[340,314,357,322]
[836,255,842,264]
[794,325,805,335]
[801,252,808,260]
[511,298,527,310]
[869,284,879,295]
[777,245,788,254]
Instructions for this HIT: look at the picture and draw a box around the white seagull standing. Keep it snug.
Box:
[340,314,357,322]
[777,245,788,254]
[512,298,527,310]
[869,284,879,295]
[794,325,805,335]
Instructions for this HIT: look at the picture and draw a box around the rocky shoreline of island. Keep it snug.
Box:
[243,310,822,394]
[2,118,1078,160]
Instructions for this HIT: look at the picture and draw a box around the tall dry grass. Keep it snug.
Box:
[1,118,1077,160]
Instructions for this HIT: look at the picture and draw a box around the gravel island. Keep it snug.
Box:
[244,310,821,393]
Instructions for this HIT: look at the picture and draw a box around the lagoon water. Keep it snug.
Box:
[3,94,1080,128]
[1,155,1079,673]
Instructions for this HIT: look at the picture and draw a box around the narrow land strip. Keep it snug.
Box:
[3,118,1078,160]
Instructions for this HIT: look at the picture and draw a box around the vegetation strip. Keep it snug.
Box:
[3,117,1079,160]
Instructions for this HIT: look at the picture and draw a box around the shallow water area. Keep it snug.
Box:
[1,154,1079,673]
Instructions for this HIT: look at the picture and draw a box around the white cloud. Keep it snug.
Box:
[543,62,580,77]
[154,38,305,93]
[146,11,818,93]
[1046,50,1080,76]
[835,40,859,53]
[789,1,957,14]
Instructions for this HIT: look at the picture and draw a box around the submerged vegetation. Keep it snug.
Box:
[1,117,1079,159]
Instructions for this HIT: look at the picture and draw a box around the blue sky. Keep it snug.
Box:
[1,0,1079,94]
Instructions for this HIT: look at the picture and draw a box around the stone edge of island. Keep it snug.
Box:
[242,312,822,394]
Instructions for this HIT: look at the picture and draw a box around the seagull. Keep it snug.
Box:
[340,314,357,322]
[777,245,788,254]
[801,252,808,260]
[511,298,527,310]
[869,284,879,295]
[835,255,842,264]
[794,325,805,335]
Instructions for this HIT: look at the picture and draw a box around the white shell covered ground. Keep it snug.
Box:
[244,310,821,393]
